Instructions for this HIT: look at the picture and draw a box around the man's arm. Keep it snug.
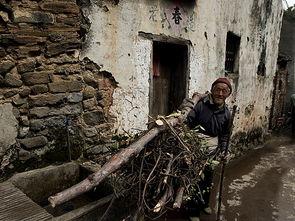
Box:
[180,92,208,128]
[218,110,231,153]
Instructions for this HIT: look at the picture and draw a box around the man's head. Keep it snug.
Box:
[211,77,232,106]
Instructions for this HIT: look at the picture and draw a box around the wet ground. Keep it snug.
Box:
[158,136,295,221]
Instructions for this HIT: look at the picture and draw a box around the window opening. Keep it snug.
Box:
[225,32,241,74]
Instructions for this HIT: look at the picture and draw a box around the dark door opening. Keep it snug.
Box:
[150,41,188,118]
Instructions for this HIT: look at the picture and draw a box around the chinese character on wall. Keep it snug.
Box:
[172,6,182,24]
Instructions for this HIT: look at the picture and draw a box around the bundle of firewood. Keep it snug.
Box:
[107,125,221,219]
[48,94,222,220]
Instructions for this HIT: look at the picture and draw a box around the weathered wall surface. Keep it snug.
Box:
[0,0,117,176]
[0,0,284,175]
[83,0,283,143]
[279,17,295,107]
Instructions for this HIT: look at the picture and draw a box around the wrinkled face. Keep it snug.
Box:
[211,83,231,106]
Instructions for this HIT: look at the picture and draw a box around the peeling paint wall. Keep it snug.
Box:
[83,0,283,137]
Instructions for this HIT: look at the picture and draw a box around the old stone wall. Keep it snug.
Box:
[0,0,117,176]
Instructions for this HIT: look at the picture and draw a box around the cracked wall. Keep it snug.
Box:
[0,0,284,176]
[83,0,283,141]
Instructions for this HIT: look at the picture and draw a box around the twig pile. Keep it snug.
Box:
[108,124,221,219]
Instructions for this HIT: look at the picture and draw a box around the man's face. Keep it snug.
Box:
[211,83,231,106]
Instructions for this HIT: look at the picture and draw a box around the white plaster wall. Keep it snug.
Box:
[83,0,283,135]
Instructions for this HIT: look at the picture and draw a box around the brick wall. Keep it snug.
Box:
[0,0,117,176]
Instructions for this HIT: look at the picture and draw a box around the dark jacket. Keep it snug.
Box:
[186,94,231,150]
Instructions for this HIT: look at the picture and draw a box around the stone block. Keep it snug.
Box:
[0,11,9,22]
[30,107,50,118]
[0,48,6,58]
[31,84,48,95]
[19,87,31,97]
[83,127,97,138]
[18,126,29,138]
[19,136,48,149]
[20,116,29,126]
[44,116,66,128]
[0,60,15,74]
[82,110,105,126]
[83,97,97,111]
[95,123,113,132]
[29,93,67,107]
[40,2,79,14]
[0,75,5,86]
[17,58,37,74]
[49,80,83,93]
[22,71,50,85]
[83,74,98,87]
[13,10,55,24]
[83,86,96,99]
[4,90,18,98]
[47,53,77,64]
[50,104,83,116]
[55,63,82,75]
[30,104,82,118]
[12,45,42,59]
[5,73,23,87]
[46,40,81,57]
[12,107,20,119]
[86,145,103,155]
[0,34,15,46]
[13,35,47,44]
[56,15,80,26]
[18,148,34,161]
[18,103,29,114]
[86,143,119,155]
[68,92,83,103]
[18,148,36,161]
[30,119,46,131]
[12,94,27,106]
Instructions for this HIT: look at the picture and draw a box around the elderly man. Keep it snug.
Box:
[183,77,232,221]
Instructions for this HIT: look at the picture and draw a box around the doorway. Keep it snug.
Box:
[149,41,189,118]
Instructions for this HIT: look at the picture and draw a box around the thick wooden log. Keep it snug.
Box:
[48,94,203,207]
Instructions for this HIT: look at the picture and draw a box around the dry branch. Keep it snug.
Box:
[173,187,185,209]
[49,94,202,207]
[153,186,173,213]
[163,153,173,184]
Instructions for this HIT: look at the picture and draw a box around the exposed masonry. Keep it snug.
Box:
[0,0,117,176]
